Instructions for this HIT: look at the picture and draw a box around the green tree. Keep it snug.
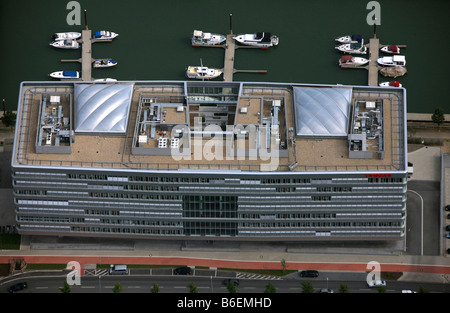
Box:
[301,281,314,293]
[0,110,16,128]
[112,282,122,293]
[60,281,71,293]
[281,259,286,272]
[338,283,349,293]
[418,285,428,293]
[378,286,386,293]
[188,282,198,293]
[151,283,160,293]
[226,281,238,293]
[431,107,445,128]
[264,282,276,293]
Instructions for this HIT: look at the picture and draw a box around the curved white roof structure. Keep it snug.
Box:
[293,87,352,137]
[74,83,134,133]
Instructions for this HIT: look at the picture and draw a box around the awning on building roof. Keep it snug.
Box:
[74,83,134,134]
[293,86,352,137]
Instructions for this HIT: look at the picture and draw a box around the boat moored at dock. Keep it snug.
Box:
[335,40,367,54]
[233,32,279,47]
[380,45,400,54]
[93,58,118,68]
[192,30,226,46]
[338,55,369,68]
[50,39,80,49]
[335,34,363,43]
[186,66,223,80]
[186,58,223,80]
[49,70,80,79]
[52,32,81,41]
[93,30,119,41]
[379,80,402,87]
[380,66,407,77]
[377,55,406,67]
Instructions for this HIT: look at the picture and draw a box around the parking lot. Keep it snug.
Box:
[406,181,441,256]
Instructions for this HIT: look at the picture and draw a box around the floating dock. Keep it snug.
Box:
[60,11,113,81]
[80,29,93,81]
[193,15,269,82]
[223,34,236,82]
[340,32,407,86]
[367,37,380,86]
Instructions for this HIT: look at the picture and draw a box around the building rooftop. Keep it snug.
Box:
[12,81,407,173]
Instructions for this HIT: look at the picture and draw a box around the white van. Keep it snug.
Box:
[109,264,128,275]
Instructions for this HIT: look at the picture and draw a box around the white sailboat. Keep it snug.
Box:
[186,59,222,80]
[192,30,226,46]
[233,32,279,47]
[93,59,118,68]
[338,55,369,67]
[335,34,363,44]
[52,32,81,41]
[49,71,80,79]
[377,55,406,67]
[93,30,119,40]
[335,40,367,54]
[50,39,80,49]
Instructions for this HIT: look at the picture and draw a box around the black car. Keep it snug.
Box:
[446,225,450,231]
[445,205,450,211]
[223,278,240,286]
[8,282,27,293]
[174,266,192,275]
[299,270,319,278]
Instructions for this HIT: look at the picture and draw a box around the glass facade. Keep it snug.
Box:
[12,170,407,240]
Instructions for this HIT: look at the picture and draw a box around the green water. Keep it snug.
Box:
[1,0,449,113]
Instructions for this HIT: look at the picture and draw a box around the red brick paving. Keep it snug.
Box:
[1,255,449,275]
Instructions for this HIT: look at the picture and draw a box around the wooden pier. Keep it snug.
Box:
[60,11,112,81]
[367,37,380,86]
[194,14,269,82]
[223,34,236,82]
[80,29,93,81]
[340,31,407,86]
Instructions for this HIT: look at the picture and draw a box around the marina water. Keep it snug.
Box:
[0,0,449,113]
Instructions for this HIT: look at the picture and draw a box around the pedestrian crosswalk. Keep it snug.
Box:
[84,269,108,277]
[236,272,282,280]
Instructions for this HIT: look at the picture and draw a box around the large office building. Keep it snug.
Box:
[11,80,407,241]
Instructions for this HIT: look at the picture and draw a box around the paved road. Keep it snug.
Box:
[1,270,448,293]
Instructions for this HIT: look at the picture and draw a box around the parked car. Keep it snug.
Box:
[445,232,450,239]
[109,264,128,275]
[319,288,333,293]
[446,225,450,231]
[367,279,386,288]
[445,205,450,211]
[223,279,240,286]
[299,270,319,278]
[174,266,192,275]
[8,282,27,293]
[447,213,450,219]
[447,248,450,254]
